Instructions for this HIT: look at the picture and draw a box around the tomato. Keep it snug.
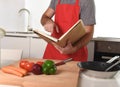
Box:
[24,62,35,72]
[36,61,44,66]
[19,60,28,69]
[19,60,35,72]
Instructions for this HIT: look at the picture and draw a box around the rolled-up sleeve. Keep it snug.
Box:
[49,0,56,10]
[80,0,96,25]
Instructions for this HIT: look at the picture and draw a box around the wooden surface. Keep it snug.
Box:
[0,58,80,87]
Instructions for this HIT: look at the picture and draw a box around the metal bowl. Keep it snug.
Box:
[77,61,120,79]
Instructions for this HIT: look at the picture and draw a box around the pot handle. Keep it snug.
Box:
[106,56,120,63]
[105,59,120,71]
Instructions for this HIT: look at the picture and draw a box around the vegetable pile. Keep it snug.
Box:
[19,60,57,75]
[1,59,57,77]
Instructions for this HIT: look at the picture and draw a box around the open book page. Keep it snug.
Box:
[33,30,58,43]
[57,20,86,47]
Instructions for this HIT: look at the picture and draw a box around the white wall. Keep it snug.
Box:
[94,0,120,38]
[0,0,50,32]
[25,0,50,30]
[0,0,26,32]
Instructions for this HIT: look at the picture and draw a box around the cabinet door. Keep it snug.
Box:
[30,37,47,59]
[1,36,30,58]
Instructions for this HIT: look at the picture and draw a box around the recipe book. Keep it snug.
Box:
[33,19,86,47]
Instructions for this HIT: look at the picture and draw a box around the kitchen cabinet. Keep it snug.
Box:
[1,35,47,59]
[1,36,30,58]
[30,37,47,58]
[0,49,23,67]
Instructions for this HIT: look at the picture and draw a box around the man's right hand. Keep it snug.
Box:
[44,21,59,33]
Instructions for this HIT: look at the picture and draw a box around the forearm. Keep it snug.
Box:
[75,25,94,50]
[41,15,53,26]
[40,8,55,26]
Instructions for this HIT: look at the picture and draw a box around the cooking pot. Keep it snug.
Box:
[77,58,120,79]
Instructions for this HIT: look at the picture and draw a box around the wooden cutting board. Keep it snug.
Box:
[0,58,80,87]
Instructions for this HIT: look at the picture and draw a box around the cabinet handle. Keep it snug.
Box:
[108,46,111,50]
[102,56,112,59]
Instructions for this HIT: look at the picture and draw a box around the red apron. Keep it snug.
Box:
[43,0,88,61]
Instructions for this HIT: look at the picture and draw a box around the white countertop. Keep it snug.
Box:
[93,37,120,42]
[5,32,38,37]
[78,71,120,87]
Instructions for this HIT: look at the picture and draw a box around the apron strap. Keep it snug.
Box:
[75,0,79,5]
[58,0,61,4]
[58,0,79,5]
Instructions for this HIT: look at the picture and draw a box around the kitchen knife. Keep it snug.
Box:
[55,58,73,66]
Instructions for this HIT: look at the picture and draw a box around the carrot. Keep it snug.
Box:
[1,67,23,77]
[5,65,28,75]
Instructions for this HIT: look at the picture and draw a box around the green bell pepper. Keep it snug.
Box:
[42,60,57,75]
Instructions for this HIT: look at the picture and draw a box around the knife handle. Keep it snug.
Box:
[55,62,65,66]
[55,58,73,66]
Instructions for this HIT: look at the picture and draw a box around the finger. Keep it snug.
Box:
[52,42,59,49]
[55,26,59,33]
[44,23,54,33]
[52,42,63,52]
[44,25,50,32]
[51,42,56,46]
[66,40,72,47]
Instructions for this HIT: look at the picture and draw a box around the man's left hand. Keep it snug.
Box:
[52,41,77,54]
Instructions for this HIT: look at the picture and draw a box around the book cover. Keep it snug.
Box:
[33,19,86,47]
